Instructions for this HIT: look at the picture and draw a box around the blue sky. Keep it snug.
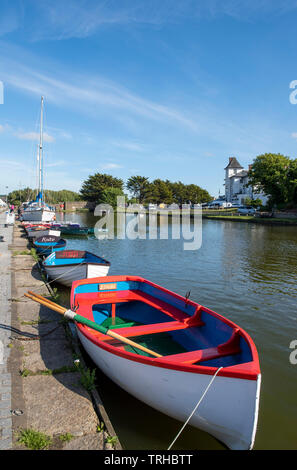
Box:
[1,0,297,197]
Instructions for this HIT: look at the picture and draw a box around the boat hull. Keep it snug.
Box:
[22,209,56,222]
[59,227,89,236]
[27,229,61,240]
[77,327,261,450]
[44,263,110,287]
[33,236,66,256]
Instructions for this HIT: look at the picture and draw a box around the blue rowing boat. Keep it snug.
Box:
[33,235,66,256]
[43,250,110,286]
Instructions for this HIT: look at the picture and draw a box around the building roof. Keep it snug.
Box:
[224,157,243,170]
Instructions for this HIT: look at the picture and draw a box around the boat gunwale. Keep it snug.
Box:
[33,238,67,248]
[43,250,111,268]
[71,275,260,381]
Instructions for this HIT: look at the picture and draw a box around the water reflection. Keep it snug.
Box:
[57,212,297,450]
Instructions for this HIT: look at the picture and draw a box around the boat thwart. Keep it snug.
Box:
[70,275,261,450]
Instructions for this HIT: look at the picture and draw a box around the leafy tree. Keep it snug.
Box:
[145,179,173,204]
[126,176,150,203]
[245,197,263,208]
[184,184,212,204]
[100,187,125,208]
[167,181,187,205]
[287,158,297,205]
[247,153,291,206]
[8,188,81,205]
[80,173,123,202]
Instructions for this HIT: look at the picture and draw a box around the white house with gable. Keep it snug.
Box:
[224,157,268,206]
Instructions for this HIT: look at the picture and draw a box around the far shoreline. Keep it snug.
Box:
[202,215,297,226]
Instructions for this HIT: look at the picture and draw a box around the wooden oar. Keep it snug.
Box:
[24,292,162,358]
[27,291,65,310]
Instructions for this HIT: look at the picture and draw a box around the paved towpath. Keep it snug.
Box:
[0,211,13,449]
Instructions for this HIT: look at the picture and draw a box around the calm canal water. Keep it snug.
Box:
[57,212,297,450]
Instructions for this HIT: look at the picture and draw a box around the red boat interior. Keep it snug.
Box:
[72,280,255,369]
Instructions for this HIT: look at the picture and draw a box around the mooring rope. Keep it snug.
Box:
[10,255,88,340]
[167,366,223,450]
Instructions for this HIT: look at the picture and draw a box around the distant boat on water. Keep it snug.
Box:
[52,223,89,236]
[21,96,56,223]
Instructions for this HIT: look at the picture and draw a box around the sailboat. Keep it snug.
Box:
[21,97,56,223]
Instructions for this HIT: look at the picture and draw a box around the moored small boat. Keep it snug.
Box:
[59,225,89,236]
[43,250,110,287]
[51,223,89,236]
[33,235,66,256]
[21,97,56,223]
[26,227,61,240]
[70,275,261,450]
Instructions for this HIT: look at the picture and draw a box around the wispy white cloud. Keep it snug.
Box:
[45,160,66,168]
[0,42,286,167]
[0,158,26,170]
[0,1,23,37]
[0,44,200,132]
[17,0,297,42]
[111,140,146,152]
[0,123,12,133]
[16,131,55,143]
[100,163,122,170]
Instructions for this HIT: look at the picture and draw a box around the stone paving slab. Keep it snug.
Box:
[21,373,98,436]
[6,220,120,450]
[21,337,74,373]
[0,211,13,449]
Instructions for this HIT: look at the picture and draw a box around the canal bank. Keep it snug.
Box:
[202,214,297,225]
[1,219,121,450]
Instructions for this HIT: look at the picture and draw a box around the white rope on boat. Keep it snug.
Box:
[167,366,223,450]
[41,259,86,286]
[13,257,87,302]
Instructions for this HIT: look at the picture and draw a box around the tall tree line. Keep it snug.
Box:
[7,188,81,205]
[79,173,213,207]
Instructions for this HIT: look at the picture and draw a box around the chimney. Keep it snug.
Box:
[229,157,233,163]
[248,164,252,171]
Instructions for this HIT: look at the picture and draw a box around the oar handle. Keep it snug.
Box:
[27,291,67,312]
[25,292,162,358]
[24,293,65,314]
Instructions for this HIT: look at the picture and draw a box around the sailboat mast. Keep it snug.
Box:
[38,96,44,207]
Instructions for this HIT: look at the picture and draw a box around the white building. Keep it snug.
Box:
[224,157,268,206]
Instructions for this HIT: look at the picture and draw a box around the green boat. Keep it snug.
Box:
[53,224,89,236]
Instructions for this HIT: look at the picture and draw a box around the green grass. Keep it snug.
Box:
[58,433,74,443]
[78,366,96,392]
[12,249,31,256]
[21,318,52,325]
[20,365,77,377]
[30,248,39,262]
[203,215,297,225]
[17,428,52,450]
[105,436,118,446]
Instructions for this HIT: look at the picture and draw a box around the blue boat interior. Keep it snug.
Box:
[73,279,253,368]
[33,238,66,256]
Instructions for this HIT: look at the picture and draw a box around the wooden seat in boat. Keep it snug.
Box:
[75,290,203,325]
[156,329,241,364]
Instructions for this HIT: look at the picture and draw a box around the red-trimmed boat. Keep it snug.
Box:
[70,275,261,450]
